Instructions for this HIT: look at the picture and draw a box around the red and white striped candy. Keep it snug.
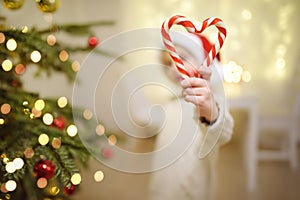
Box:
[161,15,227,77]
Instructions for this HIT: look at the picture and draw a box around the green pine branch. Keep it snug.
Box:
[0,17,116,199]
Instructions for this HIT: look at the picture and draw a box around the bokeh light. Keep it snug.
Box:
[15,64,26,75]
[5,162,16,173]
[72,61,80,72]
[0,32,5,43]
[57,96,68,108]
[95,124,105,136]
[83,109,93,120]
[34,99,45,111]
[47,34,56,46]
[2,59,13,71]
[94,170,104,182]
[59,50,69,62]
[37,178,48,189]
[30,50,42,63]
[5,180,17,192]
[38,133,49,146]
[43,113,54,125]
[66,124,78,137]
[70,173,81,185]
[1,103,11,114]
[13,158,24,170]
[6,38,17,51]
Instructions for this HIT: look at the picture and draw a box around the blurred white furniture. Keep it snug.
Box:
[227,96,258,192]
[228,91,300,192]
[258,90,300,170]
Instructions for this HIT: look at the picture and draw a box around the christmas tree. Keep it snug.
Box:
[0,1,114,199]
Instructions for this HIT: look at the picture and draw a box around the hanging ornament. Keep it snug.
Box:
[53,115,66,130]
[101,147,112,159]
[3,0,24,10]
[36,0,60,13]
[11,79,20,87]
[88,36,99,48]
[63,184,76,195]
[34,159,56,179]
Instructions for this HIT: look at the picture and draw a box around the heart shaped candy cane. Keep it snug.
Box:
[161,15,227,77]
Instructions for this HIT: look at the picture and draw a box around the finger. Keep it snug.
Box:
[183,95,208,106]
[197,66,212,80]
[180,77,208,88]
[182,87,208,96]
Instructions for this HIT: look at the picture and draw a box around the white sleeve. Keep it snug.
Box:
[197,60,234,158]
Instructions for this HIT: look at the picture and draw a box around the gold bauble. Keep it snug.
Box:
[36,0,60,13]
[3,0,24,10]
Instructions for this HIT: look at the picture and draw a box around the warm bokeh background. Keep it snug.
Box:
[1,0,299,199]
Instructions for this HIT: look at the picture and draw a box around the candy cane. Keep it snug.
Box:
[161,15,227,77]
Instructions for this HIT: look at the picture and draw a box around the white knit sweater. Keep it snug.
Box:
[147,62,234,200]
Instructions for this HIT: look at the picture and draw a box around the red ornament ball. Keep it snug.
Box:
[34,159,56,179]
[53,116,66,130]
[63,184,76,195]
[88,36,99,48]
[102,147,112,159]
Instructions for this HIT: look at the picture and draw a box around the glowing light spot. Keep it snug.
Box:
[15,64,26,75]
[70,173,81,185]
[1,103,11,114]
[51,137,61,149]
[24,148,34,158]
[57,96,68,108]
[21,26,28,33]
[67,124,78,137]
[5,180,17,192]
[0,153,7,159]
[0,118,5,125]
[38,133,49,146]
[2,59,13,71]
[0,32,5,43]
[232,74,241,83]
[13,158,24,170]
[3,157,9,164]
[37,178,48,188]
[0,183,8,193]
[83,109,93,120]
[5,162,16,173]
[6,38,17,51]
[72,61,80,72]
[29,113,35,119]
[242,71,252,83]
[59,50,68,62]
[223,60,245,83]
[34,99,45,111]
[43,113,53,125]
[108,135,117,145]
[95,124,105,136]
[94,170,104,182]
[31,108,42,118]
[47,34,56,46]
[30,50,41,63]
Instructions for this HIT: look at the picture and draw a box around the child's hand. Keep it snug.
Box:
[180,66,219,123]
